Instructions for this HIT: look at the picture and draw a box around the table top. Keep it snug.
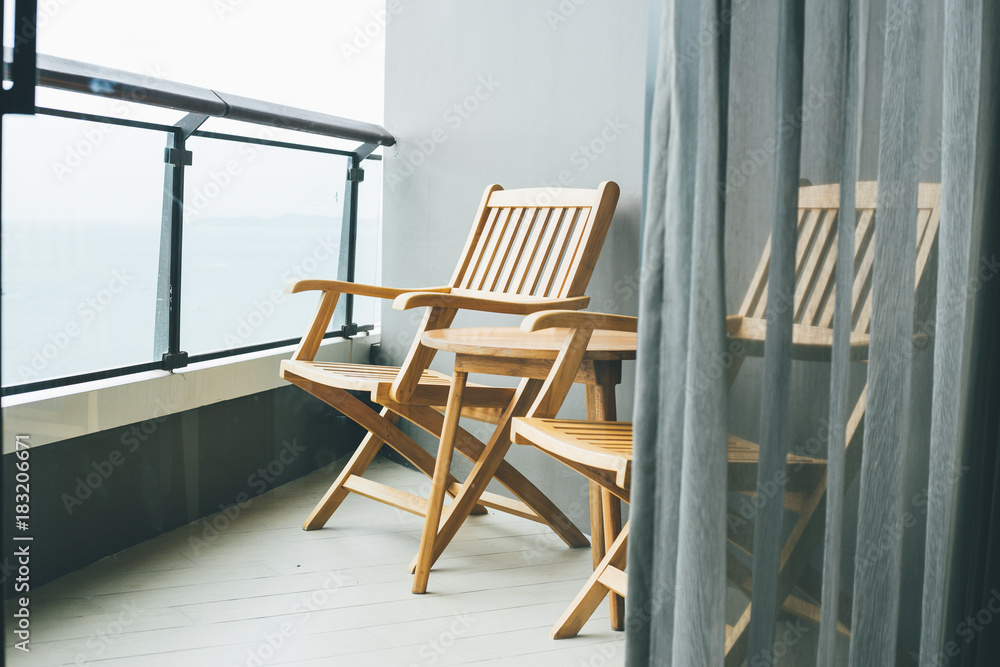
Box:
[422,327,637,361]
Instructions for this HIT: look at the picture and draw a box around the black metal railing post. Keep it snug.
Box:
[0,1,37,116]
[338,142,378,338]
[156,113,207,370]
[339,157,361,337]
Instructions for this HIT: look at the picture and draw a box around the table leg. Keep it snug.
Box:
[587,365,625,630]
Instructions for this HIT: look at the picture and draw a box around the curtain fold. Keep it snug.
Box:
[919,1,988,664]
[818,0,865,664]
[672,0,731,662]
[624,0,689,662]
[626,0,730,664]
[849,0,924,662]
[746,1,805,663]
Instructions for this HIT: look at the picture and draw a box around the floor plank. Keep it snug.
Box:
[5,456,624,666]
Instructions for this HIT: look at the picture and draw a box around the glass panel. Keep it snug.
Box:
[180,138,348,354]
[354,157,383,328]
[1,114,165,386]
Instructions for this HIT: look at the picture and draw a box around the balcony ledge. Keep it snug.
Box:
[1,331,379,454]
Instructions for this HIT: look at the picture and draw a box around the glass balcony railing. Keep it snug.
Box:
[1,51,393,395]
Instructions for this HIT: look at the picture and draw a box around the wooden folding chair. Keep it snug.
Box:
[507,310,638,639]
[511,182,941,649]
[280,181,620,551]
[722,181,940,665]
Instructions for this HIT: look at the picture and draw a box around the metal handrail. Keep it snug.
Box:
[3,49,395,147]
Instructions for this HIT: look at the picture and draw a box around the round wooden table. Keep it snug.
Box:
[421,326,638,360]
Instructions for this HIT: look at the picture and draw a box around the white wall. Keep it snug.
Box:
[381,0,648,528]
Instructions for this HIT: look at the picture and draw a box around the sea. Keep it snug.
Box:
[1,215,381,388]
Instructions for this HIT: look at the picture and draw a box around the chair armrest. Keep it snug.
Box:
[286,281,450,362]
[286,279,451,299]
[516,310,636,419]
[392,289,591,315]
[521,310,638,333]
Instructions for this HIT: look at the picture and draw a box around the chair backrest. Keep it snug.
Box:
[738,182,941,334]
[388,182,619,405]
[449,182,620,299]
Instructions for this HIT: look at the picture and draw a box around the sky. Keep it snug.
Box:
[7,0,386,122]
[2,0,387,223]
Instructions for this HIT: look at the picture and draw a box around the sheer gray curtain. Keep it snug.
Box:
[626,0,731,663]
[627,0,999,664]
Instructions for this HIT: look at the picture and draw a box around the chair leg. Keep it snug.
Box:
[411,437,518,579]
[452,417,589,548]
[408,378,548,578]
[394,403,589,550]
[291,377,485,530]
[413,372,468,594]
[302,409,394,530]
[725,473,829,666]
[552,522,630,639]
[602,489,625,630]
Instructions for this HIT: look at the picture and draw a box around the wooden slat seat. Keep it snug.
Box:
[281,360,515,412]
[728,433,827,493]
[513,421,828,513]
[281,361,453,391]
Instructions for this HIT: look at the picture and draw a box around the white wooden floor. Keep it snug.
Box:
[6,456,624,666]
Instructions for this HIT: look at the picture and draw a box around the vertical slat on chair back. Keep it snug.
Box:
[388,181,619,406]
[737,182,941,335]
[450,181,620,298]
